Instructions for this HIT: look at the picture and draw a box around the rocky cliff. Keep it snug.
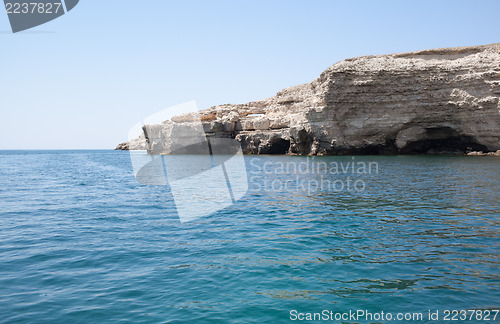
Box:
[118,43,500,155]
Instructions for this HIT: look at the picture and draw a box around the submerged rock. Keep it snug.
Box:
[117,43,500,155]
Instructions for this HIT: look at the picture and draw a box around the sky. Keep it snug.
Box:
[0,0,499,149]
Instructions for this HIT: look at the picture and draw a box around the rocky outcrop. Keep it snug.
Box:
[117,43,500,155]
[116,133,147,151]
[467,150,500,156]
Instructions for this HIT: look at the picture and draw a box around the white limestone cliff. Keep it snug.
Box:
[118,43,500,155]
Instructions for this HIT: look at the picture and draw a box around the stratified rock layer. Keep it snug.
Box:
[118,43,500,155]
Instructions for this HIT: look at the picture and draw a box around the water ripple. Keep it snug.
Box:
[0,152,498,323]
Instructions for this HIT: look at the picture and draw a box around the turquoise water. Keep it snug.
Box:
[0,151,499,323]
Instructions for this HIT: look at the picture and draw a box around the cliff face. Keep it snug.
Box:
[118,43,500,155]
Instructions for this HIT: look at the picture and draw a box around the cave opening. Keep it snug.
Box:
[398,127,487,154]
[400,136,487,154]
[263,138,291,154]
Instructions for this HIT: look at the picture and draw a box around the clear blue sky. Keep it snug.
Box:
[1,0,499,149]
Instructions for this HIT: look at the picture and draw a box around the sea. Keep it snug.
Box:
[0,150,499,323]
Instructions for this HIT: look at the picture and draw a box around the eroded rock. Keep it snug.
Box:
[117,43,500,155]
